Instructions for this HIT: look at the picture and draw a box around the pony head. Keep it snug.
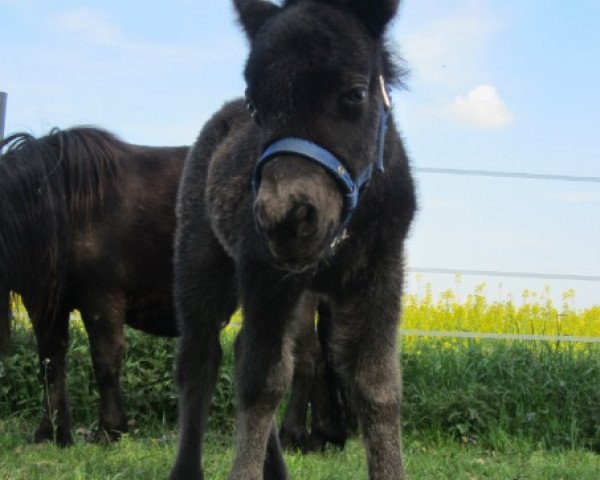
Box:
[235,0,401,270]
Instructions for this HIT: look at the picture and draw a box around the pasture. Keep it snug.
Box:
[1,287,599,478]
[1,427,599,479]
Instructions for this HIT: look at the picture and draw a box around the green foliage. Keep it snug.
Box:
[401,339,600,451]
[1,290,599,451]
[0,319,237,435]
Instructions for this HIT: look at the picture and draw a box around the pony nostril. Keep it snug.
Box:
[291,203,318,239]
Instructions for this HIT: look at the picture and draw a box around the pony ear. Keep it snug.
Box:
[339,0,400,37]
[233,0,281,39]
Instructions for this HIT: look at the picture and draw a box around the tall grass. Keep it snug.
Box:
[401,339,600,450]
[1,286,598,451]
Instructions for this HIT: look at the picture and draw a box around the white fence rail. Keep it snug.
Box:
[407,267,600,283]
[399,329,600,344]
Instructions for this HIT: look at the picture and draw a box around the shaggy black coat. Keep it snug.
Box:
[170,1,416,479]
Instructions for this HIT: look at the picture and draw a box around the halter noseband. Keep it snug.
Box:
[252,76,391,246]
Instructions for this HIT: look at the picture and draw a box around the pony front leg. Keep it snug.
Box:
[30,304,72,447]
[353,346,404,480]
[229,277,308,480]
[230,324,294,480]
[170,235,237,480]
[333,287,405,480]
[171,316,224,480]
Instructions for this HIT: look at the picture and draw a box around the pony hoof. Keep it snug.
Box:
[33,417,54,444]
[33,424,72,447]
[279,428,310,453]
[56,435,73,448]
[87,427,122,444]
[313,426,348,450]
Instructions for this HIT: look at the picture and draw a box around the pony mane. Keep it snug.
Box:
[0,126,128,316]
[1,126,128,219]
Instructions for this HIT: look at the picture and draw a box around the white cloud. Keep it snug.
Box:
[52,8,122,46]
[449,85,514,129]
[395,5,514,130]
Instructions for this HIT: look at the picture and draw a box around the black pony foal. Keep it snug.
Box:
[170,1,416,479]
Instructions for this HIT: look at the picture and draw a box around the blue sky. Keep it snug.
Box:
[1,0,599,308]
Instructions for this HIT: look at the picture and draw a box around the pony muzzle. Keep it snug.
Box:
[252,153,343,267]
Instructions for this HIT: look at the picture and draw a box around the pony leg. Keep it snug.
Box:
[333,289,405,480]
[228,278,311,480]
[30,304,72,447]
[310,302,352,449]
[80,294,128,442]
[264,422,288,477]
[169,241,237,480]
[229,325,293,480]
[279,294,318,452]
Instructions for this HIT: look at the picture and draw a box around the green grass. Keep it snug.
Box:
[2,321,599,451]
[1,289,599,478]
[1,418,599,479]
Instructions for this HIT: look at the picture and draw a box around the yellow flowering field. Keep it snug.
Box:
[402,281,600,338]
[9,283,600,339]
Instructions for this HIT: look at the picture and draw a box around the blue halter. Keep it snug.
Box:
[252,78,391,242]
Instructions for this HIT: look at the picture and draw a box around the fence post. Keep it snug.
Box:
[0,91,7,143]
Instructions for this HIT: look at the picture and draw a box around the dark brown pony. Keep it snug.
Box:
[0,127,187,445]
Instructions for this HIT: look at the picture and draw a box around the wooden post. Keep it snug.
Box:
[0,92,7,143]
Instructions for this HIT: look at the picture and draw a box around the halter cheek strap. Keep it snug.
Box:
[252,76,391,243]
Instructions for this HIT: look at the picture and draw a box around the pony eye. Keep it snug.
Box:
[245,98,256,113]
[345,86,369,104]
[245,99,262,126]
